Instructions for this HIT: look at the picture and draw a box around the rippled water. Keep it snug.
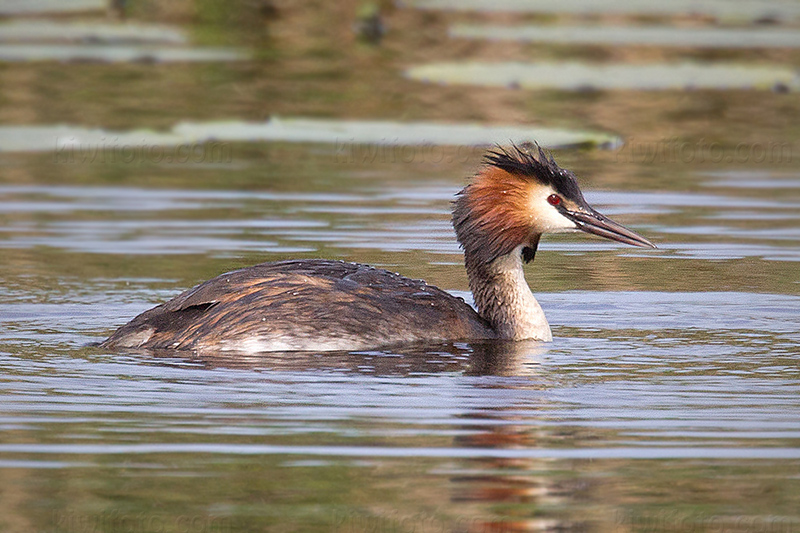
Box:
[2,1,800,532]
[2,161,799,531]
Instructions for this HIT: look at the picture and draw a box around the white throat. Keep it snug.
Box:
[467,245,552,342]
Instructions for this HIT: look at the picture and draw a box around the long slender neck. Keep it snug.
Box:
[465,246,552,342]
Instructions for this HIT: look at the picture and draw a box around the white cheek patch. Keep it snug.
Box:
[528,186,579,233]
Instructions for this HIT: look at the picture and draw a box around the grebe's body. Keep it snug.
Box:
[103,146,654,353]
[104,259,495,352]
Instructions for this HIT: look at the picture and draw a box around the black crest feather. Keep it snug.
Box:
[484,143,586,205]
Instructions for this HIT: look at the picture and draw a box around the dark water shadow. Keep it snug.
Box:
[111,340,550,377]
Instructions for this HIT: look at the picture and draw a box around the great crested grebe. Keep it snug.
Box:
[102,145,655,353]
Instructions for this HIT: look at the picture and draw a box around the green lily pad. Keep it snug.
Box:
[451,24,800,49]
[0,118,621,153]
[0,21,185,45]
[405,0,800,21]
[172,118,620,148]
[0,0,107,15]
[0,44,247,63]
[406,61,798,91]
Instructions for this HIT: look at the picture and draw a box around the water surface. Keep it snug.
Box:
[1,1,799,532]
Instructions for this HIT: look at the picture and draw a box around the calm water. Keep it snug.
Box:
[1,1,800,532]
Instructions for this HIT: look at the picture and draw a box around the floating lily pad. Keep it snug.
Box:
[406,0,800,21]
[171,118,620,148]
[406,62,798,91]
[0,44,247,63]
[0,125,181,153]
[0,118,621,153]
[0,0,106,15]
[0,21,185,45]
[451,24,800,49]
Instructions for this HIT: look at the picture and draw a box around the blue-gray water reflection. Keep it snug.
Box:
[2,0,800,530]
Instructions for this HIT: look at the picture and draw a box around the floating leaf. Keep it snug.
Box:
[0,0,107,15]
[0,118,621,153]
[405,0,800,21]
[406,61,798,91]
[0,44,248,63]
[451,24,800,49]
[0,21,186,45]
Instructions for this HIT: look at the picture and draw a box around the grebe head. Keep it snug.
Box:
[453,144,656,268]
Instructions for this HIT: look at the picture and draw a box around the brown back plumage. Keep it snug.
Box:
[102,259,495,352]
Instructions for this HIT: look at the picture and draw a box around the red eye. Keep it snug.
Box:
[547,194,562,206]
